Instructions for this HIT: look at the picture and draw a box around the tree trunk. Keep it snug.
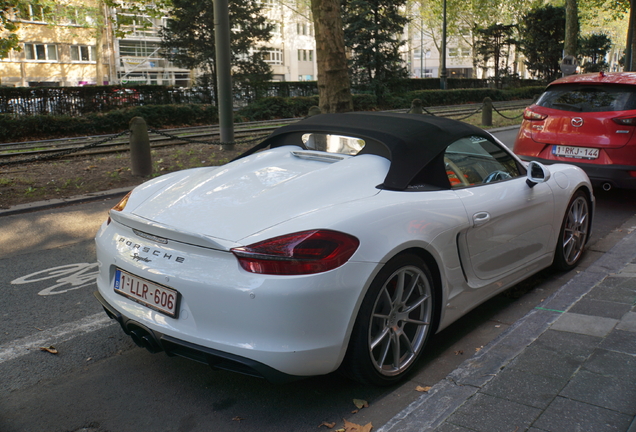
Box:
[310,0,353,113]
[564,0,578,57]
[627,0,636,71]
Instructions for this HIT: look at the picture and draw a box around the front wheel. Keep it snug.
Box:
[341,254,436,386]
[553,190,590,271]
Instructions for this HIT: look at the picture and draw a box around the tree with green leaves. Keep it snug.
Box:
[1,0,20,58]
[579,33,612,72]
[160,0,272,105]
[342,0,409,104]
[518,5,566,81]
[473,23,517,87]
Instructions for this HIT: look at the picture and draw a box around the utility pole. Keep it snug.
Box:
[213,0,235,150]
[440,0,447,89]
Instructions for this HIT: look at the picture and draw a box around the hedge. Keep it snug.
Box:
[0,87,544,142]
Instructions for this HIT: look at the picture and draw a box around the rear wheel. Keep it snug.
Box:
[342,254,436,386]
[553,190,590,271]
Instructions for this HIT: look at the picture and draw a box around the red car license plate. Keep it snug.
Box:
[114,269,179,318]
[552,145,599,160]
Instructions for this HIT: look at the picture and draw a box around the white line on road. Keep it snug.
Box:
[0,313,114,363]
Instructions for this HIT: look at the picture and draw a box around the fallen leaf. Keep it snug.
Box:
[351,409,359,414]
[86,357,92,361]
[343,419,373,432]
[319,421,336,428]
[475,346,483,352]
[415,385,432,392]
[353,399,368,410]
[232,416,244,422]
[454,350,464,355]
[40,346,58,354]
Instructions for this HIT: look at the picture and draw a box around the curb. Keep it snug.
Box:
[0,186,133,217]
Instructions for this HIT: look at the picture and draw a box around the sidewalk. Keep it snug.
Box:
[380,225,636,432]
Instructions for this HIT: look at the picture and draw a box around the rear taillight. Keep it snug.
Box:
[231,230,359,275]
[523,107,547,121]
[613,115,636,126]
[107,191,132,225]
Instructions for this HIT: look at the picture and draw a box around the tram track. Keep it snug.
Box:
[0,100,530,160]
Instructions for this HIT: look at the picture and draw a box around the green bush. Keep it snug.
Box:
[0,104,218,142]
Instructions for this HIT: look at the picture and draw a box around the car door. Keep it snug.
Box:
[444,136,555,282]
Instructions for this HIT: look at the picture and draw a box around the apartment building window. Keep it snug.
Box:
[71,45,96,62]
[296,23,312,36]
[24,43,58,61]
[297,49,313,62]
[18,4,50,22]
[262,48,283,65]
[119,41,160,58]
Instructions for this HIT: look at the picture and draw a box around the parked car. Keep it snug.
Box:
[514,71,636,190]
[94,112,594,385]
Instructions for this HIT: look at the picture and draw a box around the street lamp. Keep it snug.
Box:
[440,0,447,89]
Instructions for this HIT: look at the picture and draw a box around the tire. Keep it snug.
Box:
[552,190,590,271]
[342,254,436,386]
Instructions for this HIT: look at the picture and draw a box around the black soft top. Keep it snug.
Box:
[239,112,494,191]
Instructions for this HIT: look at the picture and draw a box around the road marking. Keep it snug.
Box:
[11,262,99,296]
[0,313,114,363]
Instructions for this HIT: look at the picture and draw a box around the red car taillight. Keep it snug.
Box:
[613,115,636,126]
[231,230,360,275]
[523,107,547,121]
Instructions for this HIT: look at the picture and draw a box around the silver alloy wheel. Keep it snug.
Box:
[368,265,432,376]
[562,195,589,266]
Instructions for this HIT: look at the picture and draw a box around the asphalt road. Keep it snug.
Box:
[1,128,636,432]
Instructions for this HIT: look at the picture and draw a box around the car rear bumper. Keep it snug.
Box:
[519,156,636,190]
[94,290,301,383]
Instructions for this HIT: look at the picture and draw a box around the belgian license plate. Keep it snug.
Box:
[114,269,179,318]
[552,145,599,160]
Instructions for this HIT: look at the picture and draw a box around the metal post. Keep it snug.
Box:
[440,0,447,90]
[213,0,235,150]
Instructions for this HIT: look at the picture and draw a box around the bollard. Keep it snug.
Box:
[407,99,423,114]
[481,97,492,126]
[129,116,152,177]
[307,106,322,117]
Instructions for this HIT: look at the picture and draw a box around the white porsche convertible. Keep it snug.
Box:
[94,112,593,385]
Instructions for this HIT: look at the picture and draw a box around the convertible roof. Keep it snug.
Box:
[241,112,492,190]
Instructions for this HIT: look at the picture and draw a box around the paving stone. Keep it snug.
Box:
[599,329,636,355]
[443,393,541,432]
[586,279,636,305]
[561,369,636,415]
[582,349,636,382]
[434,423,475,432]
[532,396,633,432]
[508,330,599,380]
[618,311,636,332]
[551,312,618,337]
[568,298,632,320]
[480,368,566,409]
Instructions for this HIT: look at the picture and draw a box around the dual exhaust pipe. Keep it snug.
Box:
[129,327,163,354]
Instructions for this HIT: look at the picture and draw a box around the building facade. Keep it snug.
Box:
[0,1,112,87]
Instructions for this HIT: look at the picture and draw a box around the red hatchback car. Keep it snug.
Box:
[514,72,636,190]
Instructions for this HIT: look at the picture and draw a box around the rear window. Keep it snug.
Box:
[536,84,636,113]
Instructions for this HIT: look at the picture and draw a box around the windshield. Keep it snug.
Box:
[536,84,636,113]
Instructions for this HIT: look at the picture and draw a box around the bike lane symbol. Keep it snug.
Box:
[11,263,100,296]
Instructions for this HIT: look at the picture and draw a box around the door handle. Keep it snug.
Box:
[472,212,490,226]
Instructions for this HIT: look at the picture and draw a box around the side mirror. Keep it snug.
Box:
[526,161,551,188]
